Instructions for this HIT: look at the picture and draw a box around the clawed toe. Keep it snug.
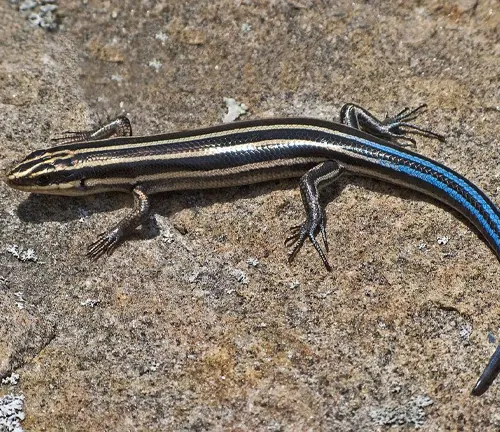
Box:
[285,219,331,271]
[87,232,119,260]
[51,131,93,145]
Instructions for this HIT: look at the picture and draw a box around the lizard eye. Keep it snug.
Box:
[36,174,51,186]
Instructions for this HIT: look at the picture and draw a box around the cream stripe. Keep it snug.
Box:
[83,156,325,188]
[15,124,369,181]
[14,129,361,181]
[18,123,360,176]
[68,122,345,154]
[13,150,75,178]
[42,138,346,172]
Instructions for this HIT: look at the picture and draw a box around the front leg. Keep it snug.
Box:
[87,185,151,260]
[285,160,344,271]
[340,103,445,146]
[52,116,133,145]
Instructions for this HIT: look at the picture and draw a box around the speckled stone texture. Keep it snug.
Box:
[1,0,499,430]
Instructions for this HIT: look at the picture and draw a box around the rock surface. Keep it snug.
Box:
[1,0,499,430]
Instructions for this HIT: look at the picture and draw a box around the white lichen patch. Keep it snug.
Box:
[0,394,25,432]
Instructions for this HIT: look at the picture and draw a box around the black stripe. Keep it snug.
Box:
[25,118,404,159]
[59,145,329,181]
[139,159,320,192]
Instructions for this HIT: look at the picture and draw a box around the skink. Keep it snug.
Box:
[5,103,500,395]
